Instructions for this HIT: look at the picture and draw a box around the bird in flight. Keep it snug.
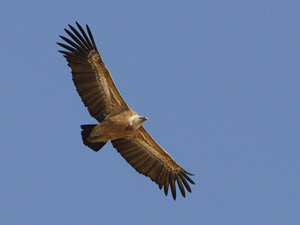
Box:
[57,22,195,200]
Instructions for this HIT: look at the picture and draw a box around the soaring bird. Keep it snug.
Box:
[57,22,195,200]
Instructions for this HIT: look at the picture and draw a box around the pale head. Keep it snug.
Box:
[129,115,148,129]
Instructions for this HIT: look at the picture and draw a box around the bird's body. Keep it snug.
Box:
[88,109,147,142]
[58,22,195,200]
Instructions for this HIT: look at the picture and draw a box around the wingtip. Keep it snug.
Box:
[76,21,84,30]
[185,171,195,176]
[164,184,169,196]
[184,171,196,185]
[172,193,177,200]
[68,24,75,32]
[86,24,91,32]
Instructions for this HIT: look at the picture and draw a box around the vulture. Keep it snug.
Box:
[57,22,195,200]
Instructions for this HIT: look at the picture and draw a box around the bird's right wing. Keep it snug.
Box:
[57,22,129,122]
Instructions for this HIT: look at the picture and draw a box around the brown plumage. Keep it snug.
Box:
[57,22,195,200]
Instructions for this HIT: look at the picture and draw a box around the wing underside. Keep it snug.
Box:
[112,126,195,200]
[57,22,128,122]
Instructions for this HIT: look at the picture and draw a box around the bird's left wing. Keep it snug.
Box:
[111,126,195,200]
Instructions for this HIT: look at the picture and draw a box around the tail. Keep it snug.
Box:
[81,124,107,152]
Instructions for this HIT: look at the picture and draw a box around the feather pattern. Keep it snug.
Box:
[57,22,128,122]
[112,126,195,200]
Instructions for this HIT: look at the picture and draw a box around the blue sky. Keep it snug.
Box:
[1,1,299,224]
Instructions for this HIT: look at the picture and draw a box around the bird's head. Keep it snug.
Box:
[135,116,148,125]
[129,115,148,129]
[139,116,148,122]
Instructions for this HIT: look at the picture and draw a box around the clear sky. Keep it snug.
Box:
[1,1,299,224]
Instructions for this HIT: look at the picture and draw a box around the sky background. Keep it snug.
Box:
[1,1,299,224]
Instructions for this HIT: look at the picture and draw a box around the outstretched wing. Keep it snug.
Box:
[57,22,129,122]
[111,126,195,200]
